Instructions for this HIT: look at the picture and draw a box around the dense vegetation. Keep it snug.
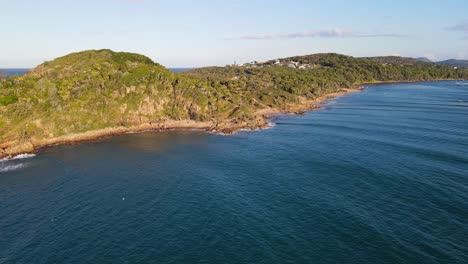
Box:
[186,53,467,97]
[0,50,238,143]
[1,50,467,149]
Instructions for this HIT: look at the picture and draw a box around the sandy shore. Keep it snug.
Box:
[0,86,403,159]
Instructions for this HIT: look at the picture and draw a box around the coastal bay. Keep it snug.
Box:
[1,50,467,159]
[1,81,467,263]
[3,1,468,263]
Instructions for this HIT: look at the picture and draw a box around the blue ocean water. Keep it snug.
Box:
[169,68,194,72]
[1,81,467,263]
[0,68,30,77]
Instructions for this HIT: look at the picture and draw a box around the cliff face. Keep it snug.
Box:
[1,50,467,158]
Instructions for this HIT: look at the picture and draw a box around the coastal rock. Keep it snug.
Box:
[3,141,35,158]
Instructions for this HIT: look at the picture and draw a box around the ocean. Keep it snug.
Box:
[1,81,467,263]
[0,68,30,77]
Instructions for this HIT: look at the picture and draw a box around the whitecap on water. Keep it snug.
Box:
[11,153,36,160]
[0,163,26,173]
[0,153,36,173]
[0,153,36,162]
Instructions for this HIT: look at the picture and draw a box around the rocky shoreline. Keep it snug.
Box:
[0,88,362,160]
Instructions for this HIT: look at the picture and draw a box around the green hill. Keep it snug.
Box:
[1,50,467,157]
[0,50,246,155]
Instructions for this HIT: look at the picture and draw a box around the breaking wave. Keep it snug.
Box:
[0,153,36,162]
[0,163,27,173]
[0,153,35,173]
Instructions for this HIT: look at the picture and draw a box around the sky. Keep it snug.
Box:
[1,0,468,68]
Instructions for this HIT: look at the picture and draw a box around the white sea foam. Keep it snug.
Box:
[238,122,277,133]
[11,153,36,160]
[0,153,36,162]
[211,131,228,136]
[0,163,27,173]
[0,154,35,173]
[456,82,468,86]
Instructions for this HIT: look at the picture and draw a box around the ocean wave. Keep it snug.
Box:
[240,122,277,132]
[11,153,36,160]
[0,154,34,173]
[210,122,277,136]
[0,163,27,173]
[0,153,36,162]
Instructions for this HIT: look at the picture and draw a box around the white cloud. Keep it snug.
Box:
[446,22,468,33]
[455,51,467,59]
[227,28,405,40]
[423,53,436,61]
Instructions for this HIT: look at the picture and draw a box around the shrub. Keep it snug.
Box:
[0,94,18,105]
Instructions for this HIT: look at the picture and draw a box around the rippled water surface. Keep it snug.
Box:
[0,68,29,77]
[1,81,467,263]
